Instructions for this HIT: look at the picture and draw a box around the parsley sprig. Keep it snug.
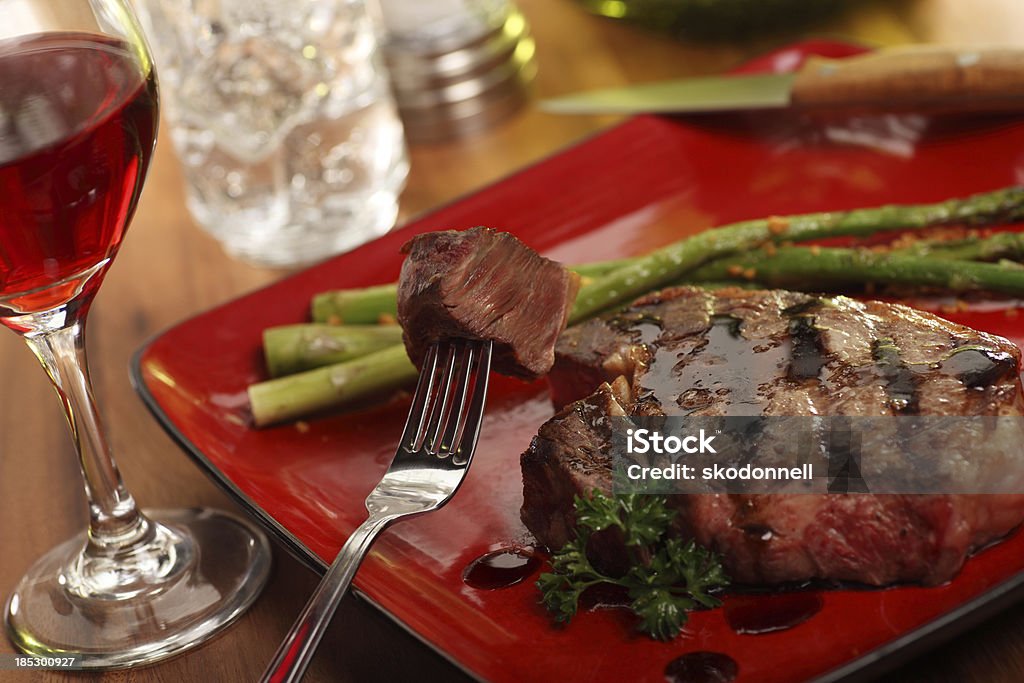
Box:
[537,491,728,640]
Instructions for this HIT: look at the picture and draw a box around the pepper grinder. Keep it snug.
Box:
[377,0,536,142]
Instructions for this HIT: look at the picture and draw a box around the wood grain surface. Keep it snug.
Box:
[3,0,1024,681]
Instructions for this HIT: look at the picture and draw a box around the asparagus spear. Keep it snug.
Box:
[263,324,405,377]
[249,345,418,427]
[679,232,1024,291]
[309,258,634,324]
[686,245,1024,294]
[570,186,1024,322]
[573,259,636,282]
[899,230,1024,262]
[311,284,399,325]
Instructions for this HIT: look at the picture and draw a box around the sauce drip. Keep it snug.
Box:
[664,652,738,683]
[641,315,789,416]
[462,549,541,590]
[939,347,1016,387]
[612,310,664,346]
[579,582,631,611]
[724,591,823,634]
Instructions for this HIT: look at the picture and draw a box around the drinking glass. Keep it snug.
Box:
[136,0,410,267]
[0,0,270,668]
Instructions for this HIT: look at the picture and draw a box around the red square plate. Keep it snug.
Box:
[133,41,1024,683]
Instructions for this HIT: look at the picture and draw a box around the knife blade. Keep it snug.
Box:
[541,46,1024,115]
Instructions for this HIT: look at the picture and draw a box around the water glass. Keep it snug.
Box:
[137,0,409,267]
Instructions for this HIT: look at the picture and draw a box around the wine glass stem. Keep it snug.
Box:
[22,312,149,553]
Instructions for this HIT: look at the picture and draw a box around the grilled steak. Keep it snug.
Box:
[397,227,580,380]
[522,286,1024,586]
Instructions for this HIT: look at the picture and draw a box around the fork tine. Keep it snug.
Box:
[424,341,474,456]
[434,343,478,456]
[417,341,458,453]
[451,342,492,466]
[398,343,441,451]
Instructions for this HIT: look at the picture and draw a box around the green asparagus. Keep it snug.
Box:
[263,324,405,377]
[570,186,1024,322]
[249,345,418,427]
[898,230,1024,262]
[311,284,399,325]
[687,245,1024,294]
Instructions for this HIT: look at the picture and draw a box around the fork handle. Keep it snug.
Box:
[260,514,392,683]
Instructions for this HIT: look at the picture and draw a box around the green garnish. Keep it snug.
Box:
[536,491,728,640]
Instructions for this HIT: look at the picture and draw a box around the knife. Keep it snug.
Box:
[541,46,1024,115]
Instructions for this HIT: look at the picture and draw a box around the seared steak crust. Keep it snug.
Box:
[397,228,580,380]
[523,287,1024,586]
[551,286,1022,417]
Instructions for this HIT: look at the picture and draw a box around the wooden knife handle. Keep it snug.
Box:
[790,47,1024,113]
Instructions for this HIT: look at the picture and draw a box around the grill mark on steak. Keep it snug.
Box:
[525,286,1024,587]
[786,309,829,381]
[870,338,922,413]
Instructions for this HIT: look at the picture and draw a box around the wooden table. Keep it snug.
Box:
[3,0,1024,680]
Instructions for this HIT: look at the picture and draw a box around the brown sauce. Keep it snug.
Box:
[724,591,823,634]
[787,314,827,380]
[611,310,664,346]
[938,347,1016,387]
[641,315,790,416]
[579,582,631,611]
[664,652,738,683]
[462,549,541,590]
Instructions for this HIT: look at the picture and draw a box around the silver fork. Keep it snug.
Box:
[260,339,493,683]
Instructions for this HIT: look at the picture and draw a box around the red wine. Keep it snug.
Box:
[0,32,157,316]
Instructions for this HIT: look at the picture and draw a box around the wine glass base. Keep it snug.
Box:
[4,507,271,670]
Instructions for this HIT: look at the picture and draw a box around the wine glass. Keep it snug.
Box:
[0,0,270,668]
